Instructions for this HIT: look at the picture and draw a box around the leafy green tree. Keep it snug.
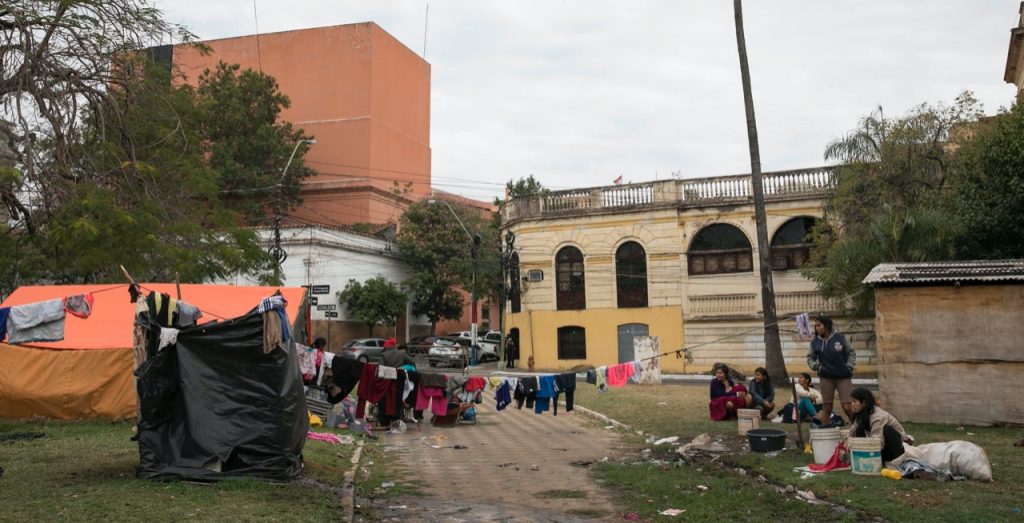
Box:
[505,175,548,199]
[397,199,491,333]
[805,93,979,312]
[337,276,407,336]
[197,62,314,223]
[948,102,1024,259]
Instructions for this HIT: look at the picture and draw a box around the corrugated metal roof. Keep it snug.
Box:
[862,260,1024,286]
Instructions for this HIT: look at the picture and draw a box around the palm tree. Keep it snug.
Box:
[733,0,786,383]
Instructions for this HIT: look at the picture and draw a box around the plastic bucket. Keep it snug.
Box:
[737,409,761,435]
[746,428,787,452]
[810,427,841,464]
[849,437,883,475]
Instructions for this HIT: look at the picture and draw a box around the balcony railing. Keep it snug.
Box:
[503,167,834,222]
[686,293,757,318]
[686,290,842,319]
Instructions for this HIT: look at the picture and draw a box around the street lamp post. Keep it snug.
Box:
[428,199,481,347]
[271,138,316,272]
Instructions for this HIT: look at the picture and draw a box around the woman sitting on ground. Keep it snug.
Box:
[746,367,775,419]
[846,387,914,463]
[708,365,748,421]
[776,372,822,423]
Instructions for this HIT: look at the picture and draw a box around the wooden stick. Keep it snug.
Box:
[175,272,181,300]
[119,265,136,285]
[791,376,805,447]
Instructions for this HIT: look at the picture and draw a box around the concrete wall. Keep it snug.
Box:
[875,284,1024,426]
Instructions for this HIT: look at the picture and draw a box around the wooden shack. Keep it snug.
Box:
[863,260,1024,426]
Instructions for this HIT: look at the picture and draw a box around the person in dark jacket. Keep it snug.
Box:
[806,315,857,426]
[746,367,775,419]
[380,338,415,368]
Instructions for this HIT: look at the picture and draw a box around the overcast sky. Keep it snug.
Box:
[159,1,1021,201]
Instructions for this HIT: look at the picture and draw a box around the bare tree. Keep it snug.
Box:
[0,1,194,230]
[732,0,787,382]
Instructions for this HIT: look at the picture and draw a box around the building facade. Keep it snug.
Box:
[170,22,432,227]
[501,167,875,374]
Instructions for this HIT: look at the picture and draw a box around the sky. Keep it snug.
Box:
[159,1,1021,202]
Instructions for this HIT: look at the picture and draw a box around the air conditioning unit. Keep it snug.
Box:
[526,269,544,282]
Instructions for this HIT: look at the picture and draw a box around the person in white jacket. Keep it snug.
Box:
[775,372,822,423]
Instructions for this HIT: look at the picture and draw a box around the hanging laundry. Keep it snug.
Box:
[317,352,334,386]
[377,365,398,380]
[327,356,363,403]
[517,376,539,409]
[158,327,179,351]
[64,294,95,319]
[630,360,644,384]
[296,344,318,382]
[416,386,449,416]
[607,362,635,387]
[796,312,812,340]
[6,299,66,344]
[553,372,577,415]
[174,301,202,328]
[494,381,512,411]
[0,307,10,342]
[262,308,283,354]
[258,295,287,313]
[595,366,609,392]
[534,375,557,414]
[465,376,486,392]
[487,376,503,389]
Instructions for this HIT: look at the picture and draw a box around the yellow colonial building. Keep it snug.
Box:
[501,167,875,374]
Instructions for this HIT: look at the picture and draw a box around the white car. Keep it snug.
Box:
[446,330,500,362]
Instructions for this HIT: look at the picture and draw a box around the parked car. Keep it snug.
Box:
[400,335,441,356]
[428,337,471,368]
[339,337,387,362]
[445,330,499,362]
[478,330,502,361]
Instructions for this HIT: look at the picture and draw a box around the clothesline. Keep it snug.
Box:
[632,288,869,366]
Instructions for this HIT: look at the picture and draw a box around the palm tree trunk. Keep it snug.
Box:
[733,0,788,383]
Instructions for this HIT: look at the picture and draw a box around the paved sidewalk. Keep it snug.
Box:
[364,392,628,522]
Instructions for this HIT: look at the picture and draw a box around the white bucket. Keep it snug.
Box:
[849,437,883,475]
[810,427,841,464]
[737,409,760,435]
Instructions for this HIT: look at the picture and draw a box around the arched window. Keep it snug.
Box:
[616,241,648,308]
[557,326,587,359]
[687,224,753,275]
[556,246,586,310]
[771,217,817,271]
[509,252,521,313]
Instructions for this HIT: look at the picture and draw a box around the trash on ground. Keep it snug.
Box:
[696,484,709,492]
[529,464,540,471]
[657,402,667,405]
[453,444,468,449]
[797,490,816,501]
[387,505,406,510]
[659,508,686,516]
[676,433,728,455]
[605,425,616,429]
[380,482,395,488]
[622,512,642,520]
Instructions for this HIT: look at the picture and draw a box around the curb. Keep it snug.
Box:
[340,439,365,522]
[565,402,634,432]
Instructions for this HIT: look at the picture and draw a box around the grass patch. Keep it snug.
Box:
[0,420,362,522]
[576,384,1024,522]
[535,489,587,499]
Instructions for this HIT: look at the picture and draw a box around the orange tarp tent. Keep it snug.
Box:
[0,284,307,420]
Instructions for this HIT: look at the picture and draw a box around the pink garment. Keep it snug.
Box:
[306,431,342,444]
[416,386,449,416]
[606,362,636,387]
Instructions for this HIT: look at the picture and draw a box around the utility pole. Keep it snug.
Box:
[733,0,787,382]
[271,138,316,280]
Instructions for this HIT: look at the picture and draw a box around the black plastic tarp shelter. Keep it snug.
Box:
[135,308,309,480]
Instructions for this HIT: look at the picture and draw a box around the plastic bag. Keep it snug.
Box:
[891,440,992,481]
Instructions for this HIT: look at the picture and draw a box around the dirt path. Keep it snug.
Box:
[358,391,629,521]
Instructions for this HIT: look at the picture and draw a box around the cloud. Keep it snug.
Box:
[159,0,1020,200]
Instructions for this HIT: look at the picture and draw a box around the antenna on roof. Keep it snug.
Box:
[422,2,430,58]
[252,0,263,73]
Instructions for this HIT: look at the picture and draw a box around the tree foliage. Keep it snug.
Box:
[0,1,315,292]
[947,102,1024,259]
[805,93,980,312]
[337,276,407,336]
[397,199,497,333]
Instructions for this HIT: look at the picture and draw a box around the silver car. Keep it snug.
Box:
[339,338,387,363]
